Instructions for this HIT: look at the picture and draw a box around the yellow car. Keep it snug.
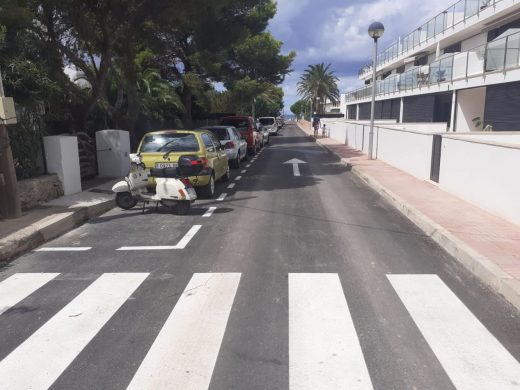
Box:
[137,130,230,198]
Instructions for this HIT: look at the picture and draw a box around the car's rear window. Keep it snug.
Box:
[139,133,199,153]
[259,118,275,125]
[220,119,249,132]
[207,128,230,141]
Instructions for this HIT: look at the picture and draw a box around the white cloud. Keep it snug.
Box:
[269,0,311,36]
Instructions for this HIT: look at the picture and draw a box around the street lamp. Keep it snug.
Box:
[368,21,384,160]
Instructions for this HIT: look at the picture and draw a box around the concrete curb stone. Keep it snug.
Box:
[297,122,520,311]
[0,199,114,263]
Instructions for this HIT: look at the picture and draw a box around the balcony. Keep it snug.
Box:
[358,0,507,79]
[347,29,520,102]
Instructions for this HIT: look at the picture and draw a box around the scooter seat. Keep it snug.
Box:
[150,167,179,178]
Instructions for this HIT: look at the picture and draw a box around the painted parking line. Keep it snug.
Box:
[0,273,149,390]
[388,274,520,390]
[117,225,202,251]
[227,183,236,189]
[241,170,247,174]
[202,207,217,218]
[217,193,227,201]
[35,247,92,252]
[246,164,252,168]
[235,176,242,181]
[127,273,241,390]
[289,273,373,389]
[0,273,60,316]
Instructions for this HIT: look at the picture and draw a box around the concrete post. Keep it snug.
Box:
[43,136,82,195]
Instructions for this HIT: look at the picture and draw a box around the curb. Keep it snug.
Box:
[295,122,520,311]
[0,199,114,263]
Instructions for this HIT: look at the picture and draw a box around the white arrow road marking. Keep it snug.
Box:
[0,273,60,316]
[127,273,241,390]
[284,158,307,177]
[117,225,202,251]
[36,247,92,252]
[289,273,373,390]
[388,274,520,390]
[202,207,217,218]
[0,273,149,390]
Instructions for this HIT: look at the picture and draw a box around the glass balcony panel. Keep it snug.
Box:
[465,0,480,18]
[435,13,446,36]
[445,5,455,28]
[427,19,436,39]
[452,52,468,79]
[505,33,520,69]
[453,0,466,24]
[467,46,486,75]
[486,38,507,71]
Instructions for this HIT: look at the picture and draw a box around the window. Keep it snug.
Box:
[208,128,230,141]
[201,133,215,151]
[208,132,222,149]
[139,133,199,153]
[259,118,275,125]
[220,118,249,131]
[443,41,461,54]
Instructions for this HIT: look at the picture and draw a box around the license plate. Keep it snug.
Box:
[155,162,177,168]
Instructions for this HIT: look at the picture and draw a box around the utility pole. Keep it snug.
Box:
[0,67,21,219]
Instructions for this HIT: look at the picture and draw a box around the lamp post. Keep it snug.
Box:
[368,21,385,160]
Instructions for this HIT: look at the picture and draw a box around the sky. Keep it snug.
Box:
[268,0,456,112]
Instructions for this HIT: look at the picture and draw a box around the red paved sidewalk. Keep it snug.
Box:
[296,120,520,310]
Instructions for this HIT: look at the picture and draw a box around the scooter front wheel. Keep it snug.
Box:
[171,200,190,215]
[116,192,138,210]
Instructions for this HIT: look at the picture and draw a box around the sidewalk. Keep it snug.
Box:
[297,120,520,311]
[0,180,116,262]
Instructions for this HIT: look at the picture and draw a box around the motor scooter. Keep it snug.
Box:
[112,153,203,215]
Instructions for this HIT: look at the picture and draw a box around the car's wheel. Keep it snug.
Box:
[115,192,138,210]
[171,200,190,215]
[232,152,240,169]
[199,173,215,198]
[242,151,248,161]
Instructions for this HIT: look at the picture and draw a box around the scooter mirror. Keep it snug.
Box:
[129,153,141,163]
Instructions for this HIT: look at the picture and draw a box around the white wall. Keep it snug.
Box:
[439,137,520,225]
[461,32,487,52]
[376,127,433,180]
[455,87,486,132]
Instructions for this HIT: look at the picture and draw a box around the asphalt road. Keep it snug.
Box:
[0,123,519,390]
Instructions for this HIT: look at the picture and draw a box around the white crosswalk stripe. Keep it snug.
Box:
[0,273,148,390]
[0,272,518,390]
[127,272,241,390]
[289,273,373,390]
[388,274,520,390]
[0,273,60,316]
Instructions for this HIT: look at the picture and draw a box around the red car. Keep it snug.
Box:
[219,116,262,155]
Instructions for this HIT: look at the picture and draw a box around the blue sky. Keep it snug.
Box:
[268,0,456,111]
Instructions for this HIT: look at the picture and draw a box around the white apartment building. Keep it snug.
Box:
[344,0,520,132]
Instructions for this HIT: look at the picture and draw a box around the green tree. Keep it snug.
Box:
[297,63,340,114]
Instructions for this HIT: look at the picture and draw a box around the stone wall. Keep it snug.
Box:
[18,174,63,211]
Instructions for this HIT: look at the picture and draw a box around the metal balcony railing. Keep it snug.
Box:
[358,0,504,79]
[347,29,520,102]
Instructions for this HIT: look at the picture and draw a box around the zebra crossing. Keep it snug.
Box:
[0,272,519,390]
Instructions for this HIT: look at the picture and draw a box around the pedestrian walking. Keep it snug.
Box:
[312,115,321,137]
[322,123,327,138]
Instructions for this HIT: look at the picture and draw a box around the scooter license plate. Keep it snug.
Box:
[155,162,177,168]
[187,187,197,198]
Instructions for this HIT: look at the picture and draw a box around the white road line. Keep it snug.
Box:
[117,225,202,250]
[127,273,241,390]
[241,170,247,174]
[35,247,92,252]
[0,273,60,316]
[289,273,373,390]
[217,193,227,201]
[293,164,300,177]
[388,274,520,390]
[246,164,251,168]
[227,183,236,189]
[0,273,148,390]
[175,225,202,249]
[235,176,242,181]
[202,207,217,218]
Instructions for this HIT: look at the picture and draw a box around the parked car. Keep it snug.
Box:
[137,129,229,198]
[258,117,278,137]
[219,116,262,155]
[276,116,285,129]
[200,125,248,168]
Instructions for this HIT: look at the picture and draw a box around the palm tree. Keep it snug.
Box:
[297,63,340,115]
